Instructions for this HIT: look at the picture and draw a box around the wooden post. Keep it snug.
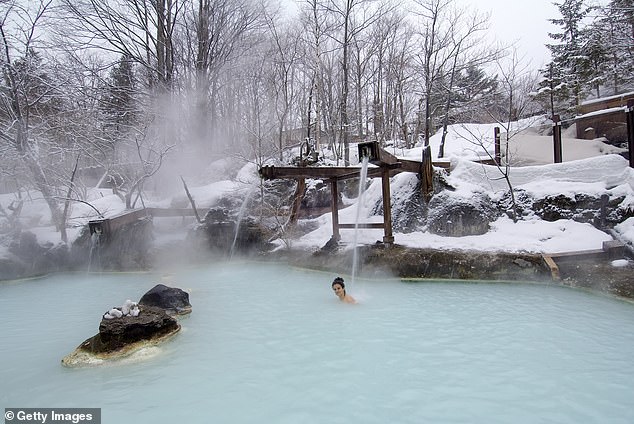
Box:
[421,145,434,200]
[494,127,501,165]
[552,114,562,163]
[627,100,634,168]
[289,178,306,223]
[381,167,394,244]
[329,179,340,241]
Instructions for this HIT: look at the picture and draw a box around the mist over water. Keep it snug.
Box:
[143,89,252,201]
[2,263,634,423]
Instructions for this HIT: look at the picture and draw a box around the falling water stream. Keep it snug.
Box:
[230,187,256,259]
[351,156,370,288]
[87,230,101,272]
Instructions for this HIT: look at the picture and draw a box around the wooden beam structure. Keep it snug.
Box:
[330,179,340,241]
[259,142,442,246]
[259,142,500,245]
[627,100,634,168]
[381,167,394,244]
[258,161,446,181]
[552,114,563,163]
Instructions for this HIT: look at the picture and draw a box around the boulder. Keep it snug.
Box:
[300,179,338,218]
[427,191,498,236]
[192,208,273,255]
[139,284,192,315]
[62,305,180,367]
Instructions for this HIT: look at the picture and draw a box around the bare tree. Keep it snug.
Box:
[324,0,387,165]
[265,13,304,161]
[437,6,493,158]
[185,0,264,145]
[461,50,542,222]
[358,11,411,146]
[411,0,454,146]
[300,0,332,152]
[108,123,175,209]
[0,0,68,238]
[59,0,183,91]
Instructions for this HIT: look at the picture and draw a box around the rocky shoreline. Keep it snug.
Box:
[2,227,633,303]
[266,243,634,302]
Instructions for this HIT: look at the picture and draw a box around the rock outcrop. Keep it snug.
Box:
[427,191,498,236]
[62,305,180,367]
[191,207,273,255]
[62,285,192,367]
[139,284,192,315]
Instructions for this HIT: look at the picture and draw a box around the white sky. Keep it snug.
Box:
[283,0,560,70]
[458,0,559,70]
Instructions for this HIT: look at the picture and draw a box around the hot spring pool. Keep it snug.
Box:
[1,262,634,423]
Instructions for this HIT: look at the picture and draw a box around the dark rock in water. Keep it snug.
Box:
[92,305,178,353]
[139,284,192,315]
[306,243,551,282]
[62,305,180,366]
[0,255,27,279]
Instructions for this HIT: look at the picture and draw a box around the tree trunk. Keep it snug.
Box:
[439,45,460,158]
[23,152,64,234]
[356,46,364,139]
[341,1,351,166]
[156,0,166,86]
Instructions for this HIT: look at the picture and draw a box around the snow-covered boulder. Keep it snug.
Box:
[426,191,498,236]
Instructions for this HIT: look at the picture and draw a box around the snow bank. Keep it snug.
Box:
[446,154,634,199]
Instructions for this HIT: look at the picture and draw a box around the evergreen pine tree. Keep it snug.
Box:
[582,22,610,98]
[535,61,570,117]
[601,0,634,92]
[100,54,137,135]
[545,0,593,114]
[450,65,499,123]
[98,55,137,162]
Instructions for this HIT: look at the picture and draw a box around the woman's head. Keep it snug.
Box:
[332,277,346,298]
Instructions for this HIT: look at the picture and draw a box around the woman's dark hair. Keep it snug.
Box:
[332,277,345,289]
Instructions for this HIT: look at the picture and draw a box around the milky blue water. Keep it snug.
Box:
[1,262,634,423]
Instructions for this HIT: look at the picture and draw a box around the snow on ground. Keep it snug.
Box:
[399,118,625,166]
[289,120,634,255]
[290,206,615,255]
[289,155,630,255]
[1,119,634,259]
